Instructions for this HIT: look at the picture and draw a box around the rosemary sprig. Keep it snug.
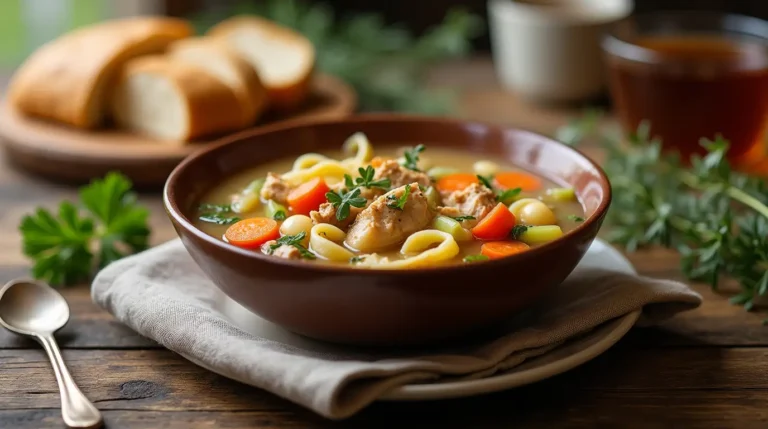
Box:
[560,114,768,311]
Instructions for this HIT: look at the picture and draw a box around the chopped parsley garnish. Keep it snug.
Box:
[326,187,367,221]
[198,203,240,225]
[463,254,489,263]
[401,144,426,171]
[568,215,585,222]
[349,256,366,264]
[344,166,391,191]
[273,210,287,221]
[510,224,530,240]
[267,232,315,259]
[451,215,476,222]
[476,174,522,204]
[386,185,410,210]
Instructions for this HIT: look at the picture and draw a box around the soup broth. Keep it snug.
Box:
[194,135,585,268]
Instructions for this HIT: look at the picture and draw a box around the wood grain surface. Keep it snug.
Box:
[1,57,767,429]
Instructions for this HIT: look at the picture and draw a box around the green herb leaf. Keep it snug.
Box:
[327,188,367,221]
[198,203,240,225]
[463,254,489,263]
[353,166,391,190]
[451,215,476,222]
[386,185,411,210]
[476,174,494,190]
[568,215,585,222]
[510,225,530,240]
[401,144,426,171]
[273,210,287,221]
[199,213,241,225]
[268,232,315,259]
[497,187,522,204]
[19,172,151,286]
[350,256,366,264]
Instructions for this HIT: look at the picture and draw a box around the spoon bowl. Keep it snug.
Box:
[0,279,70,335]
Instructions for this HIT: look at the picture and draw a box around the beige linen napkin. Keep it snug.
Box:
[91,239,702,420]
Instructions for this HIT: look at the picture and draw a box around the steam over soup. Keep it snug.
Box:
[194,133,585,267]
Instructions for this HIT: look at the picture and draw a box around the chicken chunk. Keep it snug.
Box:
[442,183,496,224]
[374,160,431,189]
[260,173,291,204]
[310,202,364,229]
[261,241,301,260]
[344,183,435,252]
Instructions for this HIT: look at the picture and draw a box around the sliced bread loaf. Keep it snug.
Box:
[207,16,315,112]
[8,17,194,129]
[110,56,243,142]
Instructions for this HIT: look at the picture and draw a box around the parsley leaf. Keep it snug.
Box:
[345,166,391,191]
[268,232,315,259]
[401,144,426,171]
[19,172,151,286]
[477,175,521,204]
[568,215,585,222]
[198,203,240,225]
[497,188,522,204]
[510,224,530,240]
[451,215,476,221]
[350,256,366,264]
[386,185,410,210]
[463,254,489,263]
[273,210,287,221]
[477,174,494,190]
[326,188,367,221]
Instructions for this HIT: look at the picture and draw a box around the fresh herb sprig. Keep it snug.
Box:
[268,232,315,259]
[510,225,530,240]
[191,0,483,114]
[326,188,367,221]
[401,144,426,171]
[344,166,391,191]
[561,114,768,311]
[477,174,522,204]
[198,204,241,225]
[19,172,151,286]
[386,185,411,210]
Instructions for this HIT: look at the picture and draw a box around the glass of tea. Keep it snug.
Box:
[602,12,768,171]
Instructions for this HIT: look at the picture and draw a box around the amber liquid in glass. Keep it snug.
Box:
[607,35,768,161]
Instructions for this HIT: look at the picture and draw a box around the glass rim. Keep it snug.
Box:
[601,10,768,65]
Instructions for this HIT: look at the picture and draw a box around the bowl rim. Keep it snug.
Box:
[163,113,612,277]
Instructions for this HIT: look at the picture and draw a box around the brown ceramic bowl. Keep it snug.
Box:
[164,114,611,346]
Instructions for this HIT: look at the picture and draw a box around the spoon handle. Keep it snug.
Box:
[39,335,103,429]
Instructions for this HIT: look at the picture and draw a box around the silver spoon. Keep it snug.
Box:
[0,279,103,429]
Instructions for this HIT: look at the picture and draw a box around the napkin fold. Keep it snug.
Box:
[92,239,702,419]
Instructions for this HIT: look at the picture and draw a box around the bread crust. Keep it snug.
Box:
[207,16,316,112]
[8,17,194,129]
[167,37,268,126]
[111,56,244,142]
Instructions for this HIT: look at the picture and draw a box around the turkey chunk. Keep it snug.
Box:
[261,241,301,260]
[442,183,496,224]
[310,202,364,229]
[374,160,431,189]
[260,173,291,204]
[344,183,435,252]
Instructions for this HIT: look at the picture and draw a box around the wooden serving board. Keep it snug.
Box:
[0,74,356,188]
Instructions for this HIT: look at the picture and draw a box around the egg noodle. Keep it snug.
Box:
[357,230,460,269]
[280,132,374,186]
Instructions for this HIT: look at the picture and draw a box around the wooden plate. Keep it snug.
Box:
[0,73,356,188]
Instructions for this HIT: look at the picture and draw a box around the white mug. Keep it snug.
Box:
[489,0,634,102]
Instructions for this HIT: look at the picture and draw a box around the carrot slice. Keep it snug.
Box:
[471,203,517,240]
[494,171,542,192]
[287,177,330,215]
[435,173,479,193]
[481,240,530,259]
[224,217,280,249]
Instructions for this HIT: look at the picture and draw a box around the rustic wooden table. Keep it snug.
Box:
[1,59,767,429]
